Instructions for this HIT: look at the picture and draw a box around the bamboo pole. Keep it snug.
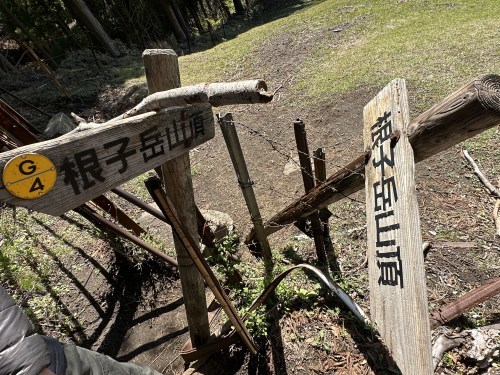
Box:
[217,112,273,270]
[142,49,210,347]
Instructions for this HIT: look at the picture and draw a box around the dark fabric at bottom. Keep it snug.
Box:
[42,336,67,375]
[63,343,162,375]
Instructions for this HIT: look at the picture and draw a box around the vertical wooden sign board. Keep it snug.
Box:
[363,79,433,374]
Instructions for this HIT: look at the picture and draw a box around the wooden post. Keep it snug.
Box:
[312,148,326,182]
[363,79,432,374]
[313,147,337,270]
[217,112,273,270]
[142,49,210,347]
[293,119,326,264]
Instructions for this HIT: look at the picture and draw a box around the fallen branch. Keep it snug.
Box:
[462,149,500,199]
[111,79,273,121]
[432,333,464,370]
[246,74,500,243]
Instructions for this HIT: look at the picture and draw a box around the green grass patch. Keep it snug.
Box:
[179,0,499,112]
[296,0,499,105]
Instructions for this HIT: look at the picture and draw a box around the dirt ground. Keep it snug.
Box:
[1,1,499,374]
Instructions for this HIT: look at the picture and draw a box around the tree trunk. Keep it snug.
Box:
[0,1,57,68]
[41,0,81,49]
[171,0,191,39]
[0,52,16,73]
[216,0,231,18]
[159,0,187,41]
[188,4,205,34]
[233,0,245,14]
[62,0,120,57]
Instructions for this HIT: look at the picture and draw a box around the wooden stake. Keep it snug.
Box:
[313,147,337,270]
[217,112,273,270]
[142,49,210,347]
[293,119,326,264]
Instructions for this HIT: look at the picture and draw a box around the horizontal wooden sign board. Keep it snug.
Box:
[363,79,433,374]
[0,104,214,216]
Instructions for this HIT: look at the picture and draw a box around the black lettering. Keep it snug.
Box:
[373,175,398,212]
[61,157,80,194]
[29,177,45,192]
[376,247,403,288]
[375,210,400,247]
[104,137,136,174]
[19,160,37,175]
[140,127,165,162]
[74,149,105,190]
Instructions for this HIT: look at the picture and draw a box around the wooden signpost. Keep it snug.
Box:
[0,104,215,215]
[363,79,433,374]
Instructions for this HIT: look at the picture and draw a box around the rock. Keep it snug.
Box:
[44,112,76,139]
[137,206,235,248]
[199,209,234,242]
[463,324,499,370]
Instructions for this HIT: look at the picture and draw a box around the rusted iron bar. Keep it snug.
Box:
[293,119,326,264]
[145,176,256,354]
[75,204,178,267]
[0,88,52,118]
[429,277,500,329]
[91,195,145,236]
[111,187,215,247]
[112,187,166,222]
[0,99,41,145]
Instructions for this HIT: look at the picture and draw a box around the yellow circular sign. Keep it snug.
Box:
[2,153,57,199]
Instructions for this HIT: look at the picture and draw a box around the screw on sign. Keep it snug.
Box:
[2,153,57,199]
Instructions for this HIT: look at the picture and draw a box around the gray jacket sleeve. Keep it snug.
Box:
[0,284,51,375]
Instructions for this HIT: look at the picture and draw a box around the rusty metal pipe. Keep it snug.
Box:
[112,187,167,223]
[75,204,178,267]
[429,277,500,329]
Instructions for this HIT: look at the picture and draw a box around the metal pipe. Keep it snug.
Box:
[75,204,178,267]
[429,277,500,329]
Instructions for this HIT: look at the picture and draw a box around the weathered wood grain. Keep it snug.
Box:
[247,74,500,242]
[364,79,432,374]
[0,104,215,215]
[113,79,273,121]
[142,48,211,346]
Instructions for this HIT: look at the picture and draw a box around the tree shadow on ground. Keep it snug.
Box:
[186,0,327,54]
[33,215,183,359]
